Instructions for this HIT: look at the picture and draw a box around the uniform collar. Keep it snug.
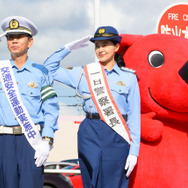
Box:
[104,62,120,75]
[10,57,32,72]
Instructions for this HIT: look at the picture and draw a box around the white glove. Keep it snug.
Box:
[65,35,92,51]
[125,155,137,177]
[34,140,51,167]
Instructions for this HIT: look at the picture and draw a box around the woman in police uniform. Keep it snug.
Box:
[44,26,141,188]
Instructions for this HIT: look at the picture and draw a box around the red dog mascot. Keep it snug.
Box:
[118,33,188,188]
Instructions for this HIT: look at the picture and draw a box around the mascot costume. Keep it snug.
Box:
[118,33,188,188]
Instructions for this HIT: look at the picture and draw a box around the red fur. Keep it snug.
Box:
[118,34,188,188]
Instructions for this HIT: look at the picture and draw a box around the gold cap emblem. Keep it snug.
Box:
[9,19,19,29]
[28,81,38,88]
[98,28,105,34]
[117,81,125,86]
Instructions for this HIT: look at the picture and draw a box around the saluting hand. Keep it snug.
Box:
[65,35,92,51]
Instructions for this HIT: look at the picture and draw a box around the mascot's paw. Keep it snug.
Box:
[141,112,164,142]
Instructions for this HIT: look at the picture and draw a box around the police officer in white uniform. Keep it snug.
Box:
[0,16,59,188]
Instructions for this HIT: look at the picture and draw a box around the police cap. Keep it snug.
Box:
[90,26,122,43]
[1,16,38,37]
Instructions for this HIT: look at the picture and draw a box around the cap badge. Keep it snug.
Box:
[28,81,38,88]
[9,19,19,29]
[117,81,125,86]
[98,28,105,34]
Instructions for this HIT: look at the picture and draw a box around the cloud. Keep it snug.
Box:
[0,0,184,114]
[0,0,183,65]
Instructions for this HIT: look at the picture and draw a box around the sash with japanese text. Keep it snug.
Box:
[0,60,42,150]
[84,62,131,144]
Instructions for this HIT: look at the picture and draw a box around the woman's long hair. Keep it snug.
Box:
[112,41,125,67]
[115,53,125,67]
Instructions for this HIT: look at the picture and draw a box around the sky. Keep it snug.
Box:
[0,0,185,115]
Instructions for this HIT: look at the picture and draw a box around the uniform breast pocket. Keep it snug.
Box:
[111,85,129,95]
[0,87,4,94]
[111,86,129,104]
[0,84,7,98]
[0,82,4,92]
[21,88,41,101]
[0,87,6,107]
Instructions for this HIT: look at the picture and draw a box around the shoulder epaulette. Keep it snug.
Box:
[32,63,48,75]
[65,67,73,70]
[121,67,136,73]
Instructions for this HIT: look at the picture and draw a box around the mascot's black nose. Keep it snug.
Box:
[179,61,188,84]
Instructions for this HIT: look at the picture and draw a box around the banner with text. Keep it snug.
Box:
[157,3,188,39]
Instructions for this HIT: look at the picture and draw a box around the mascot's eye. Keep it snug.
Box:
[148,50,165,68]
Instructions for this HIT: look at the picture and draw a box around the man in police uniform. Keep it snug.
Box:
[0,16,59,188]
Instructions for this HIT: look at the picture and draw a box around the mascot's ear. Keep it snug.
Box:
[118,34,144,56]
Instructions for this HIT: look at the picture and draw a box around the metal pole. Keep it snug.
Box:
[94,0,101,62]
[94,0,101,30]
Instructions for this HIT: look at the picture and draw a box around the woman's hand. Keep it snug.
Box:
[65,35,92,51]
[125,154,137,177]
